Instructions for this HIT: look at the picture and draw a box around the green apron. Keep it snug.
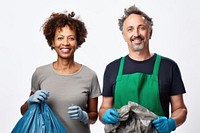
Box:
[114,55,164,116]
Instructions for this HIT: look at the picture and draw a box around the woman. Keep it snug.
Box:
[20,11,101,133]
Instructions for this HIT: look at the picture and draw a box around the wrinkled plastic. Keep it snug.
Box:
[11,102,67,133]
[105,101,157,133]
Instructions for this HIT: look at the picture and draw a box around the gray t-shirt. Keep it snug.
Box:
[31,63,101,133]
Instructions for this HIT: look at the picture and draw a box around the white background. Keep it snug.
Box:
[0,0,199,132]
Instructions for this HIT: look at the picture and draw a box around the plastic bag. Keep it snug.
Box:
[11,102,67,133]
[105,101,157,133]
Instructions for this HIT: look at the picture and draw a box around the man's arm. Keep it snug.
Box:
[152,94,187,133]
[170,94,187,127]
[99,96,114,123]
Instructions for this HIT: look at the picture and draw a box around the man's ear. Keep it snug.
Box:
[149,29,153,39]
[122,31,127,42]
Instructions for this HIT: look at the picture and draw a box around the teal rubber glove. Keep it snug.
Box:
[68,105,89,124]
[102,108,120,124]
[28,90,49,104]
[152,116,176,133]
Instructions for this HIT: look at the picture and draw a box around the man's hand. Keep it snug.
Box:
[102,108,120,124]
[152,116,176,133]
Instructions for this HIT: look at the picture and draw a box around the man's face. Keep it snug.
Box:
[122,14,152,52]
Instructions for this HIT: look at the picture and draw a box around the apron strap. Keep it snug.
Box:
[116,57,125,80]
[153,54,161,76]
[117,55,161,78]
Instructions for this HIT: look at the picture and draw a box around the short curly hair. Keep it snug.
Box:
[42,11,87,49]
[118,5,153,31]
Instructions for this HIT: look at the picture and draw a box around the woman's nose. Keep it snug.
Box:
[62,39,70,45]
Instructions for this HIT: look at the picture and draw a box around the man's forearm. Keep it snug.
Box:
[171,107,187,127]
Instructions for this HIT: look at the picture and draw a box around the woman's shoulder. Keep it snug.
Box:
[35,63,52,72]
[81,65,97,75]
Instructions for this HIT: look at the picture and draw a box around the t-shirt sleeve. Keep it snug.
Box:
[102,65,113,96]
[171,62,186,95]
[31,68,40,92]
[89,72,101,98]
[102,58,121,97]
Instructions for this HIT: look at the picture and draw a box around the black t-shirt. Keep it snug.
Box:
[102,53,186,117]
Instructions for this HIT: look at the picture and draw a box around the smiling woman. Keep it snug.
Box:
[53,25,76,54]
[19,11,101,133]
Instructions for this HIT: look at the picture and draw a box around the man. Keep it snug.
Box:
[99,5,187,133]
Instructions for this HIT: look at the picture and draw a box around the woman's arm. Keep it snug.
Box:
[20,91,34,115]
[87,97,99,124]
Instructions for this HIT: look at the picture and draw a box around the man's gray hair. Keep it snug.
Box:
[118,5,153,31]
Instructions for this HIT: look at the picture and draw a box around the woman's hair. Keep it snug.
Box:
[118,5,153,31]
[42,11,87,49]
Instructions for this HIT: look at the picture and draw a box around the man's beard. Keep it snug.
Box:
[130,35,145,51]
[131,43,145,51]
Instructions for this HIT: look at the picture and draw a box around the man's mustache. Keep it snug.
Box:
[130,35,144,41]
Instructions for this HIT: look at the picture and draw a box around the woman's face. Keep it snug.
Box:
[52,25,77,60]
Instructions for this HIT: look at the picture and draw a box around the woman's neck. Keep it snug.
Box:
[53,59,81,74]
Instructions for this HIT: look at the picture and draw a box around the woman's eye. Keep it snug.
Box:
[68,37,75,41]
[57,37,63,40]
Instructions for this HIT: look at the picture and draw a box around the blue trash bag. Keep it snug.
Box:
[11,102,67,133]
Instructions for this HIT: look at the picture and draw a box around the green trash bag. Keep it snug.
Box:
[11,102,67,133]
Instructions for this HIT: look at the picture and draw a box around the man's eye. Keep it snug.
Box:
[127,28,133,32]
[139,26,146,31]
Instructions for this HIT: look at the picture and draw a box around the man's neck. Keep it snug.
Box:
[128,51,153,61]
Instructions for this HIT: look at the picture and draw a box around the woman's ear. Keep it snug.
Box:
[51,41,55,50]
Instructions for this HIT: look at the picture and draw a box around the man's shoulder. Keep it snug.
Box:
[106,56,125,68]
[160,55,178,66]
[104,56,124,75]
